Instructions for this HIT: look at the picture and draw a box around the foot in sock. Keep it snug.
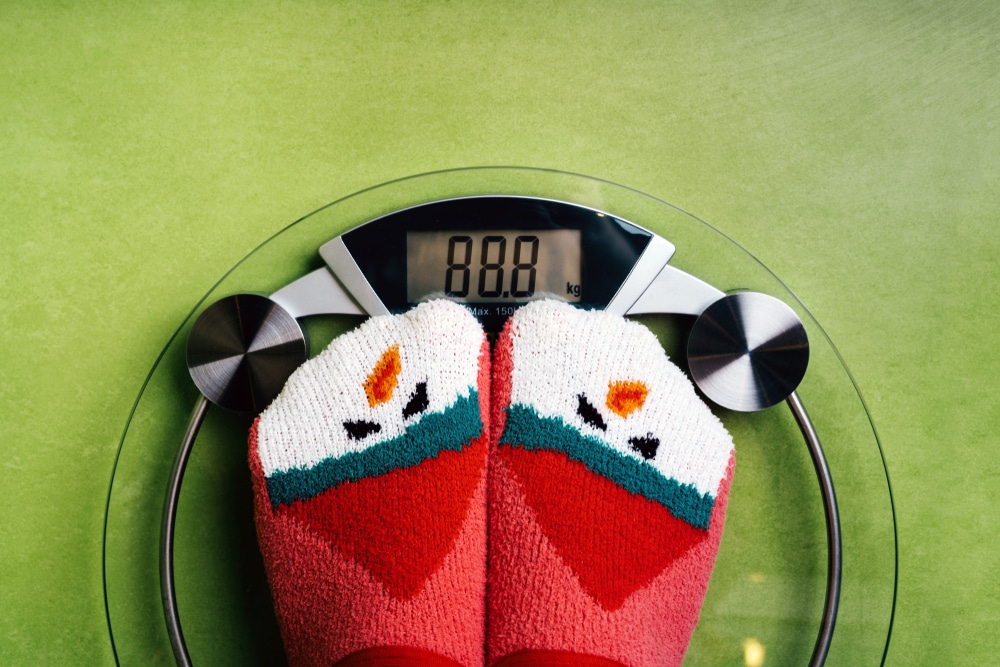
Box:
[487,300,735,667]
[249,300,490,667]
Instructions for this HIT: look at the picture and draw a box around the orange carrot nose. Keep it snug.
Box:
[365,345,402,407]
[606,379,649,418]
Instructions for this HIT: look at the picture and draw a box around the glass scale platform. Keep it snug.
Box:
[103,168,896,666]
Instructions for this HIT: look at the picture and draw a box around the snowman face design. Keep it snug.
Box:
[502,300,733,529]
[249,300,489,602]
[255,300,486,507]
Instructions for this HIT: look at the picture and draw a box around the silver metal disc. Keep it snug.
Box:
[687,292,809,412]
[186,294,307,413]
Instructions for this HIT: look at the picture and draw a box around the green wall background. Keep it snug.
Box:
[2,2,997,665]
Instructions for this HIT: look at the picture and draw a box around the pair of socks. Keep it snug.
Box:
[250,299,735,667]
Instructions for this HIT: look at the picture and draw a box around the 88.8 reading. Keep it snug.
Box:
[444,235,538,298]
[405,228,581,304]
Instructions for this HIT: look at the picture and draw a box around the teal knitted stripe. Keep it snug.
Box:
[266,391,482,508]
[500,404,714,530]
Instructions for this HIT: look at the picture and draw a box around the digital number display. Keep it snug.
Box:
[406,229,582,304]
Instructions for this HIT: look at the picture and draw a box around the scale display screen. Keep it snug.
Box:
[329,196,658,330]
[405,229,582,303]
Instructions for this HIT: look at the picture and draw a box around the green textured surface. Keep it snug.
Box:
[2,2,997,665]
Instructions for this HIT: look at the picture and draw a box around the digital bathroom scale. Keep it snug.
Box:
[103,168,896,666]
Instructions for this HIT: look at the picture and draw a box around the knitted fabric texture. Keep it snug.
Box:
[250,300,490,667]
[487,300,735,667]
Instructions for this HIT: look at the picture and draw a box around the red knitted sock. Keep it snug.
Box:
[249,300,490,667]
[487,300,735,667]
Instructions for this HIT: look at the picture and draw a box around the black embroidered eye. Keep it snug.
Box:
[402,382,429,419]
[576,394,607,431]
[344,420,381,440]
[629,434,660,460]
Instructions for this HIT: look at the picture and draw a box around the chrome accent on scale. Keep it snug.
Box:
[270,267,365,319]
[186,294,308,413]
[161,395,209,667]
[789,391,842,667]
[688,292,809,412]
[604,233,675,315]
[319,236,390,316]
[626,264,726,317]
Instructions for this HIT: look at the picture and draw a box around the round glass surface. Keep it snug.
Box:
[103,167,896,666]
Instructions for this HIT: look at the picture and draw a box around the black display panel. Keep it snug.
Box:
[341,196,652,328]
